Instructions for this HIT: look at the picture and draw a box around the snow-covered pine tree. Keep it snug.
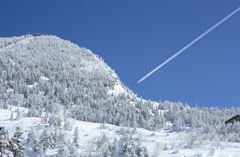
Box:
[116,130,148,157]
[111,138,119,157]
[3,103,9,110]
[10,111,14,121]
[56,130,67,149]
[14,126,23,140]
[64,114,72,131]
[100,120,106,130]
[68,144,79,157]
[56,144,69,157]
[39,145,45,157]
[73,127,80,148]
[97,133,112,157]
[0,127,25,157]
[16,108,21,120]
[40,129,54,152]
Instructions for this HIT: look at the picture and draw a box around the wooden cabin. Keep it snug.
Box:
[225,115,240,125]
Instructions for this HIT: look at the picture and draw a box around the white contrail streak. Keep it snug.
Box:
[138,6,240,83]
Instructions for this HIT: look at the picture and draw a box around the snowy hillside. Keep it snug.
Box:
[1,107,240,157]
[0,35,240,156]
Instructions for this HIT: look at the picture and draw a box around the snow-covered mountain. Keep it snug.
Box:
[0,35,155,127]
[0,35,240,157]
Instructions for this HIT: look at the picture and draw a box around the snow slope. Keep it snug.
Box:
[1,107,240,157]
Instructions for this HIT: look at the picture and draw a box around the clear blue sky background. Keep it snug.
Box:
[1,0,240,108]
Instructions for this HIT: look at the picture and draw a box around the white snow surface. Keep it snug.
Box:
[1,107,240,157]
[108,81,127,96]
[40,76,49,81]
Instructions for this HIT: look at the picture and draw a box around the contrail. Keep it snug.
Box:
[138,6,240,83]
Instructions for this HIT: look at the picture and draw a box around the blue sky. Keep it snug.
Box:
[1,0,240,107]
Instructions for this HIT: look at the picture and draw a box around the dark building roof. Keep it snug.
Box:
[225,115,240,125]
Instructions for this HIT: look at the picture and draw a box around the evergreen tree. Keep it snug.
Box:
[111,138,119,157]
[56,144,69,157]
[14,126,23,140]
[56,130,66,148]
[40,129,54,152]
[64,115,72,131]
[68,142,79,157]
[73,127,80,148]
[39,145,45,157]
[27,129,34,143]
[3,103,9,110]
[100,120,106,130]
[16,108,21,120]
[97,133,112,157]
[10,111,14,121]
[0,127,25,157]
